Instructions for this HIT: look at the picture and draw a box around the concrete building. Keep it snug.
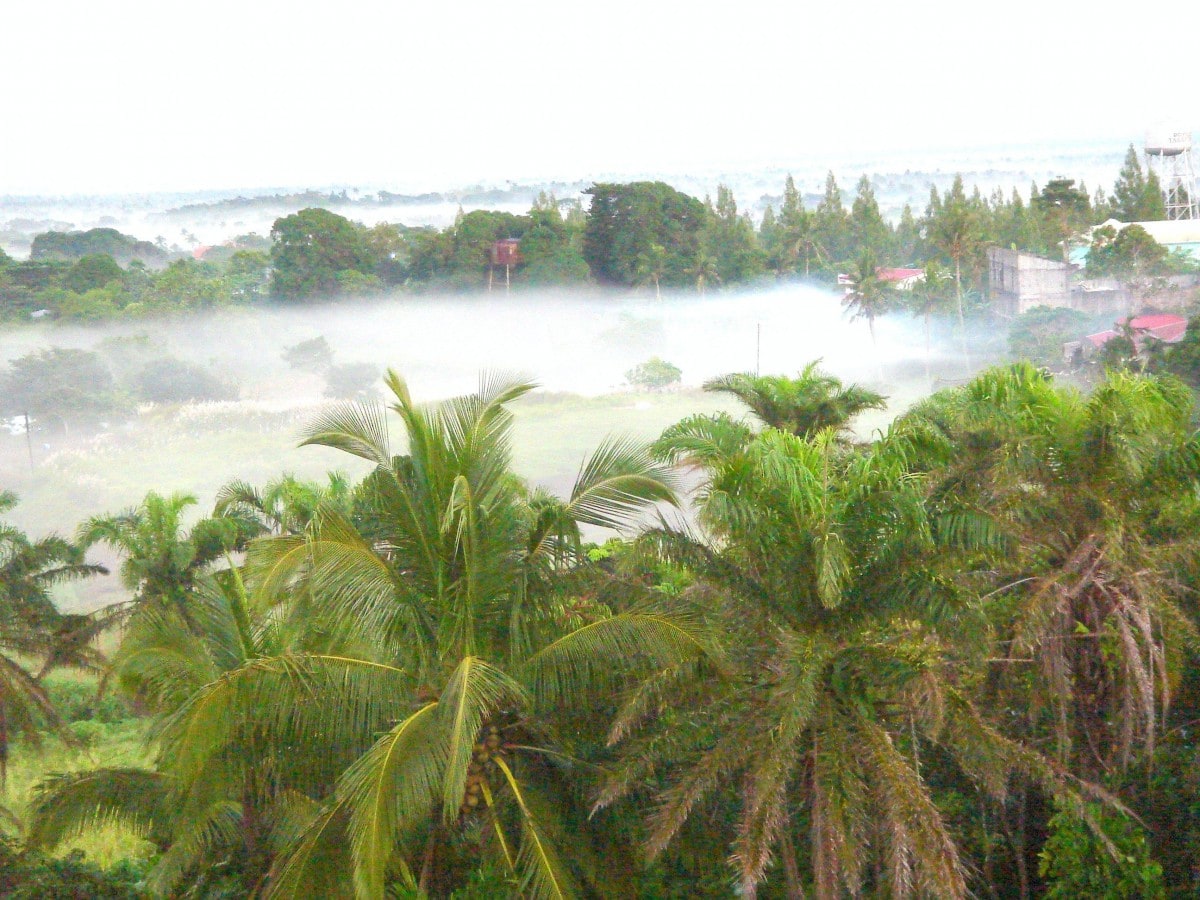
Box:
[987,247,1073,314]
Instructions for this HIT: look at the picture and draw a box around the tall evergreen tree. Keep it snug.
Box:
[850,175,892,260]
[813,172,851,267]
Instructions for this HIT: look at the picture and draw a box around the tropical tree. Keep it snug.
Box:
[841,252,894,381]
[702,362,885,440]
[27,569,308,896]
[607,423,1098,898]
[926,176,983,369]
[78,491,251,630]
[899,364,1200,779]
[213,472,353,538]
[634,243,667,300]
[0,492,103,783]
[906,260,955,383]
[33,372,712,898]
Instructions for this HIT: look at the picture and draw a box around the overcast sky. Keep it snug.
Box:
[2,1,1192,195]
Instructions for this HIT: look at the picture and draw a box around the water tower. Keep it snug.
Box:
[1144,128,1199,220]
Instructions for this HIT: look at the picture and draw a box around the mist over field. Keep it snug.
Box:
[0,282,991,609]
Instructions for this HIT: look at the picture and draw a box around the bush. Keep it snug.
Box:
[1008,306,1089,366]
[1039,802,1165,899]
[281,336,334,372]
[626,356,682,390]
[324,362,379,399]
[44,675,135,725]
[133,358,238,404]
[0,837,147,899]
[0,348,128,423]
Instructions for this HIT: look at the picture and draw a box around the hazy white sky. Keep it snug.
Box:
[2,0,1191,195]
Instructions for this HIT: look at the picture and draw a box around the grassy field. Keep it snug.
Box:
[2,671,154,869]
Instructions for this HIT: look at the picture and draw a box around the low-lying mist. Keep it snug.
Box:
[4,282,981,400]
[1,282,1001,609]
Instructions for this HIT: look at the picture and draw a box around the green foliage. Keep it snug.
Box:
[701,362,885,440]
[1039,803,1165,899]
[281,335,334,372]
[30,228,165,266]
[270,208,376,300]
[0,837,147,899]
[42,674,135,725]
[1033,177,1091,260]
[1008,305,1089,365]
[626,357,682,390]
[1087,223,1170,279]
[0,347,127,423]
[131,358,238,404]
[1160,314,1200,384]
[62,255,125,295]
[584,181,709,287]
[518,196,589,286]
[1111,145,1167,222]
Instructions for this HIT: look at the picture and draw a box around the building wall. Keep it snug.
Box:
[988,247,1072,314]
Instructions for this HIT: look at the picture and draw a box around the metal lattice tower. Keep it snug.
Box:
[1145,129,1199,220]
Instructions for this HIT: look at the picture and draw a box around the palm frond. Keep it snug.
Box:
[299,400,391,468]
[27,768,171,849]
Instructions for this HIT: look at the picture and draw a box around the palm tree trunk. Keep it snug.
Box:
[419,819,441,895]
[868,317,884,383]
[924,309,933,387]
[954,258,972,373]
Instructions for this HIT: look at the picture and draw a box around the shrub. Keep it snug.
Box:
[133,358,238,404]
[626,356,682,390]
[324,362,379,399]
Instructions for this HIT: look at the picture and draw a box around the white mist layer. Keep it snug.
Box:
[4,283,976,405]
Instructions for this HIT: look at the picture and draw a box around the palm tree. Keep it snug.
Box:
[78,491,250,630]
[213,471,353,537]
[27,567,345,896]
[907,260,954,385]
[607,417,1114,898]
[702,362,886,440]
[899,364,1200,779]
[686,250,720,295]
[32,371,713,897]
[0,492,103,784]
[634,243,667,300]
[925,184,981,371]
[842,252,894,382]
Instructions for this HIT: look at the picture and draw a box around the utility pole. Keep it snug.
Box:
[756,323,761,376]
[24,412,34,471]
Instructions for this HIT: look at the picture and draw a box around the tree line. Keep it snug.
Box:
[2,144,1194,322]
[5,360,1200,897]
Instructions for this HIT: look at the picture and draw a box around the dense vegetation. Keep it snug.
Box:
[6,358,1200,898]
[3,145,1196,323]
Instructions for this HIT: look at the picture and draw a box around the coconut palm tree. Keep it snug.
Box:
[32,371,714,898]
[842,252,894,382]
[906,260,954,385]
[686,250,720,295]
[925,184,982,371]
[26,566,359,896]
[213,471,353,537]
[0,491,103,784]
[634,243,667,300]
[252,370,715,897]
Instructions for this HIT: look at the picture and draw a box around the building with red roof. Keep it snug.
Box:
[1084,313,1188,351]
